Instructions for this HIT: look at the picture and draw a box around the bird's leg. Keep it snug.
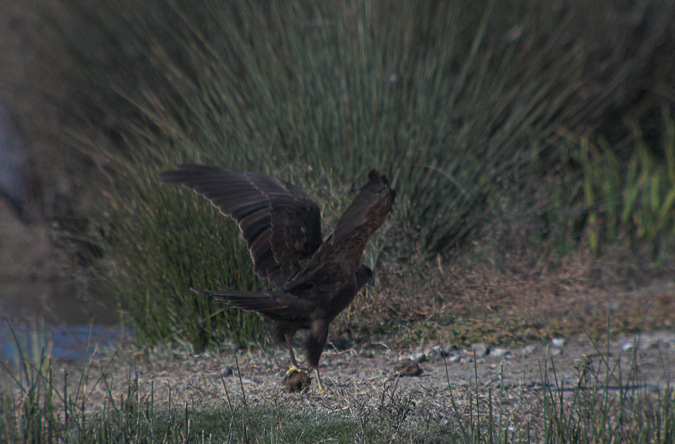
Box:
[288,338,298,367]
[285,334,307,376]
[306,319,329,392]
[313,367,324,392]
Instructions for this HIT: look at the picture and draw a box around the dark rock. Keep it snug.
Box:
[394,359,424,377]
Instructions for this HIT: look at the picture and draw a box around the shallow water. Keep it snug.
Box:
[1,103,130,361]
[0,280,129,361]
[0,322,128,361]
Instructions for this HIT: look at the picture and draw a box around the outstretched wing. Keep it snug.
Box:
[290,170,396,287]
[160,164,322,288]
[330,170,395,247]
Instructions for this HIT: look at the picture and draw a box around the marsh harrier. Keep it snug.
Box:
[161,165,395,390]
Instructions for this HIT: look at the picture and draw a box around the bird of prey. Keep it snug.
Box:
[160,164,395,390]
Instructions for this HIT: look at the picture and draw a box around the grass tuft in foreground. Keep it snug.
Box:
[1,321,673,443]
[538,344,674,443]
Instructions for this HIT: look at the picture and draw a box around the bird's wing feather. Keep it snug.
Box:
[161,164,322,287]
[288,170,396,289]
[329,170,395,247]
[190,287,313,322]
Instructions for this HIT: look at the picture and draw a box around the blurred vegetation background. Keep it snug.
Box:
[1,0,673,349]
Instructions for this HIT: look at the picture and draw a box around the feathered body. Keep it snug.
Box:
[161,165,395,377]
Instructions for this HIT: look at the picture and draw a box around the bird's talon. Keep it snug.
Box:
[285,365,307,377]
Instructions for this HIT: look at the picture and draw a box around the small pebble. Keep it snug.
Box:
[491,347,509,358]
[426,345,451,358]
[408,351,428,363]
[551,338,566,348]
[221,366,234,377]
[449,354,461,363]
[128,367,138,380]
[550,347,563,356]
[622,340,637,352]
[521,345,536,356]
[472,343,490,357]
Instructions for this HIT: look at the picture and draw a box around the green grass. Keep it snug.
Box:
[3,0,673,348]
[539,344,674,443]
[1,321,673,443]
[577,110,675,261]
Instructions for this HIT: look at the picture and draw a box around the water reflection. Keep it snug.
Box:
[1,99,130,362]
[1,280,129,361]
[0,322,128,361]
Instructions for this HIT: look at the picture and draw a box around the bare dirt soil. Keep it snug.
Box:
[44,327,673,431]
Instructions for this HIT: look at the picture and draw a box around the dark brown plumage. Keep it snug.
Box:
[160,164,395,389]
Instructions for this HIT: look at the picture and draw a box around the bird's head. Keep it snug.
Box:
[356,264,375,289]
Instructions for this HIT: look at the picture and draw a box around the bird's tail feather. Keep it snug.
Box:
[190,287,297,320]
